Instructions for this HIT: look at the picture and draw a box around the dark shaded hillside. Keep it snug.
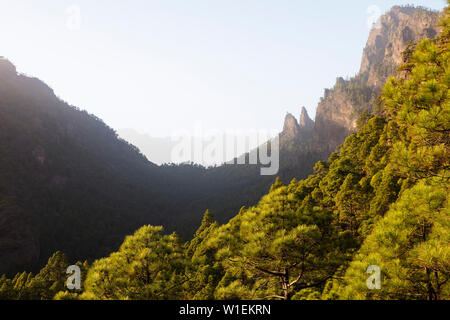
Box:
[0,58,172,274]
[0,57,299,275]
[0,56,297,274]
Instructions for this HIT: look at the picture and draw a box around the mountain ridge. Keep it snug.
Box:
[312,5,441,158]
[0,5,441,275]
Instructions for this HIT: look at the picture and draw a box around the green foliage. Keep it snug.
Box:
[27,251,69,300]
[333,75,374,115]
[210,184,352,300]
[184,210,224,300]
[0,251,87,300]
[0,54,317,276]
[382,37,449,181]
[1,2,449,302]
[331,179,449,300]
[81,226,187,300]
[328,8,450,300]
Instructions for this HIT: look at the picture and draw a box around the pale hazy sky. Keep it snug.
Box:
[0,0,446,137]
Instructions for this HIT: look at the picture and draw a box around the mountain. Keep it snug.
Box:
[1,3,448,301]
[0,55,284,274]
[0,5,441,276]
[312,6,441,158]
[196,5,442,231]
[0,57,174,274]
[280,107,314,144]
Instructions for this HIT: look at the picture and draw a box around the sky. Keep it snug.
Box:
[0,0,446,137]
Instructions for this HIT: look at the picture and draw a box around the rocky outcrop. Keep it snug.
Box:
[313,87,356,157]
[311,6,441,158]
[281,113,301,140]
[280,107,315,147]
[360,6,441,89]
[299,106,314,132]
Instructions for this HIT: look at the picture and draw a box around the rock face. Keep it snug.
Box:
[313,86,357,157]
[281,113,301,140]
[361,6,441,89]
[299,106,314,132]
[280,108,314,149]
[311,6,441,158]
[277,7,440,160]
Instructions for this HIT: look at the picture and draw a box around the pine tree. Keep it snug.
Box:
[213,182,351,300]
[28,251,69,300]
[81,225,187,300]
[382,22,449,181]
[330,8,450,299]
[332,179,449,300]
[184,210,224,299]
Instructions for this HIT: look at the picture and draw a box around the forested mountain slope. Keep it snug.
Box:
[66,6,446,300]
[172,5,442,234]
[0,5,443,277]
[0,58,174,274]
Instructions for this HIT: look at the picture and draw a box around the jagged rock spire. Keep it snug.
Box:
[282,112,300,139]
[299,107,314,131]
[281,108,315,143]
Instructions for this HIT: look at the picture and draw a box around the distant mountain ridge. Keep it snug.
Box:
[117,129,270,166]
[268,6,441,162]
[121,6,441,167]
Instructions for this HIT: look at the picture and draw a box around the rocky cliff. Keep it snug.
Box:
[361,6,440,89]
[299,106,314,132]
[312,6,441,158]
[279,107,314,152]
